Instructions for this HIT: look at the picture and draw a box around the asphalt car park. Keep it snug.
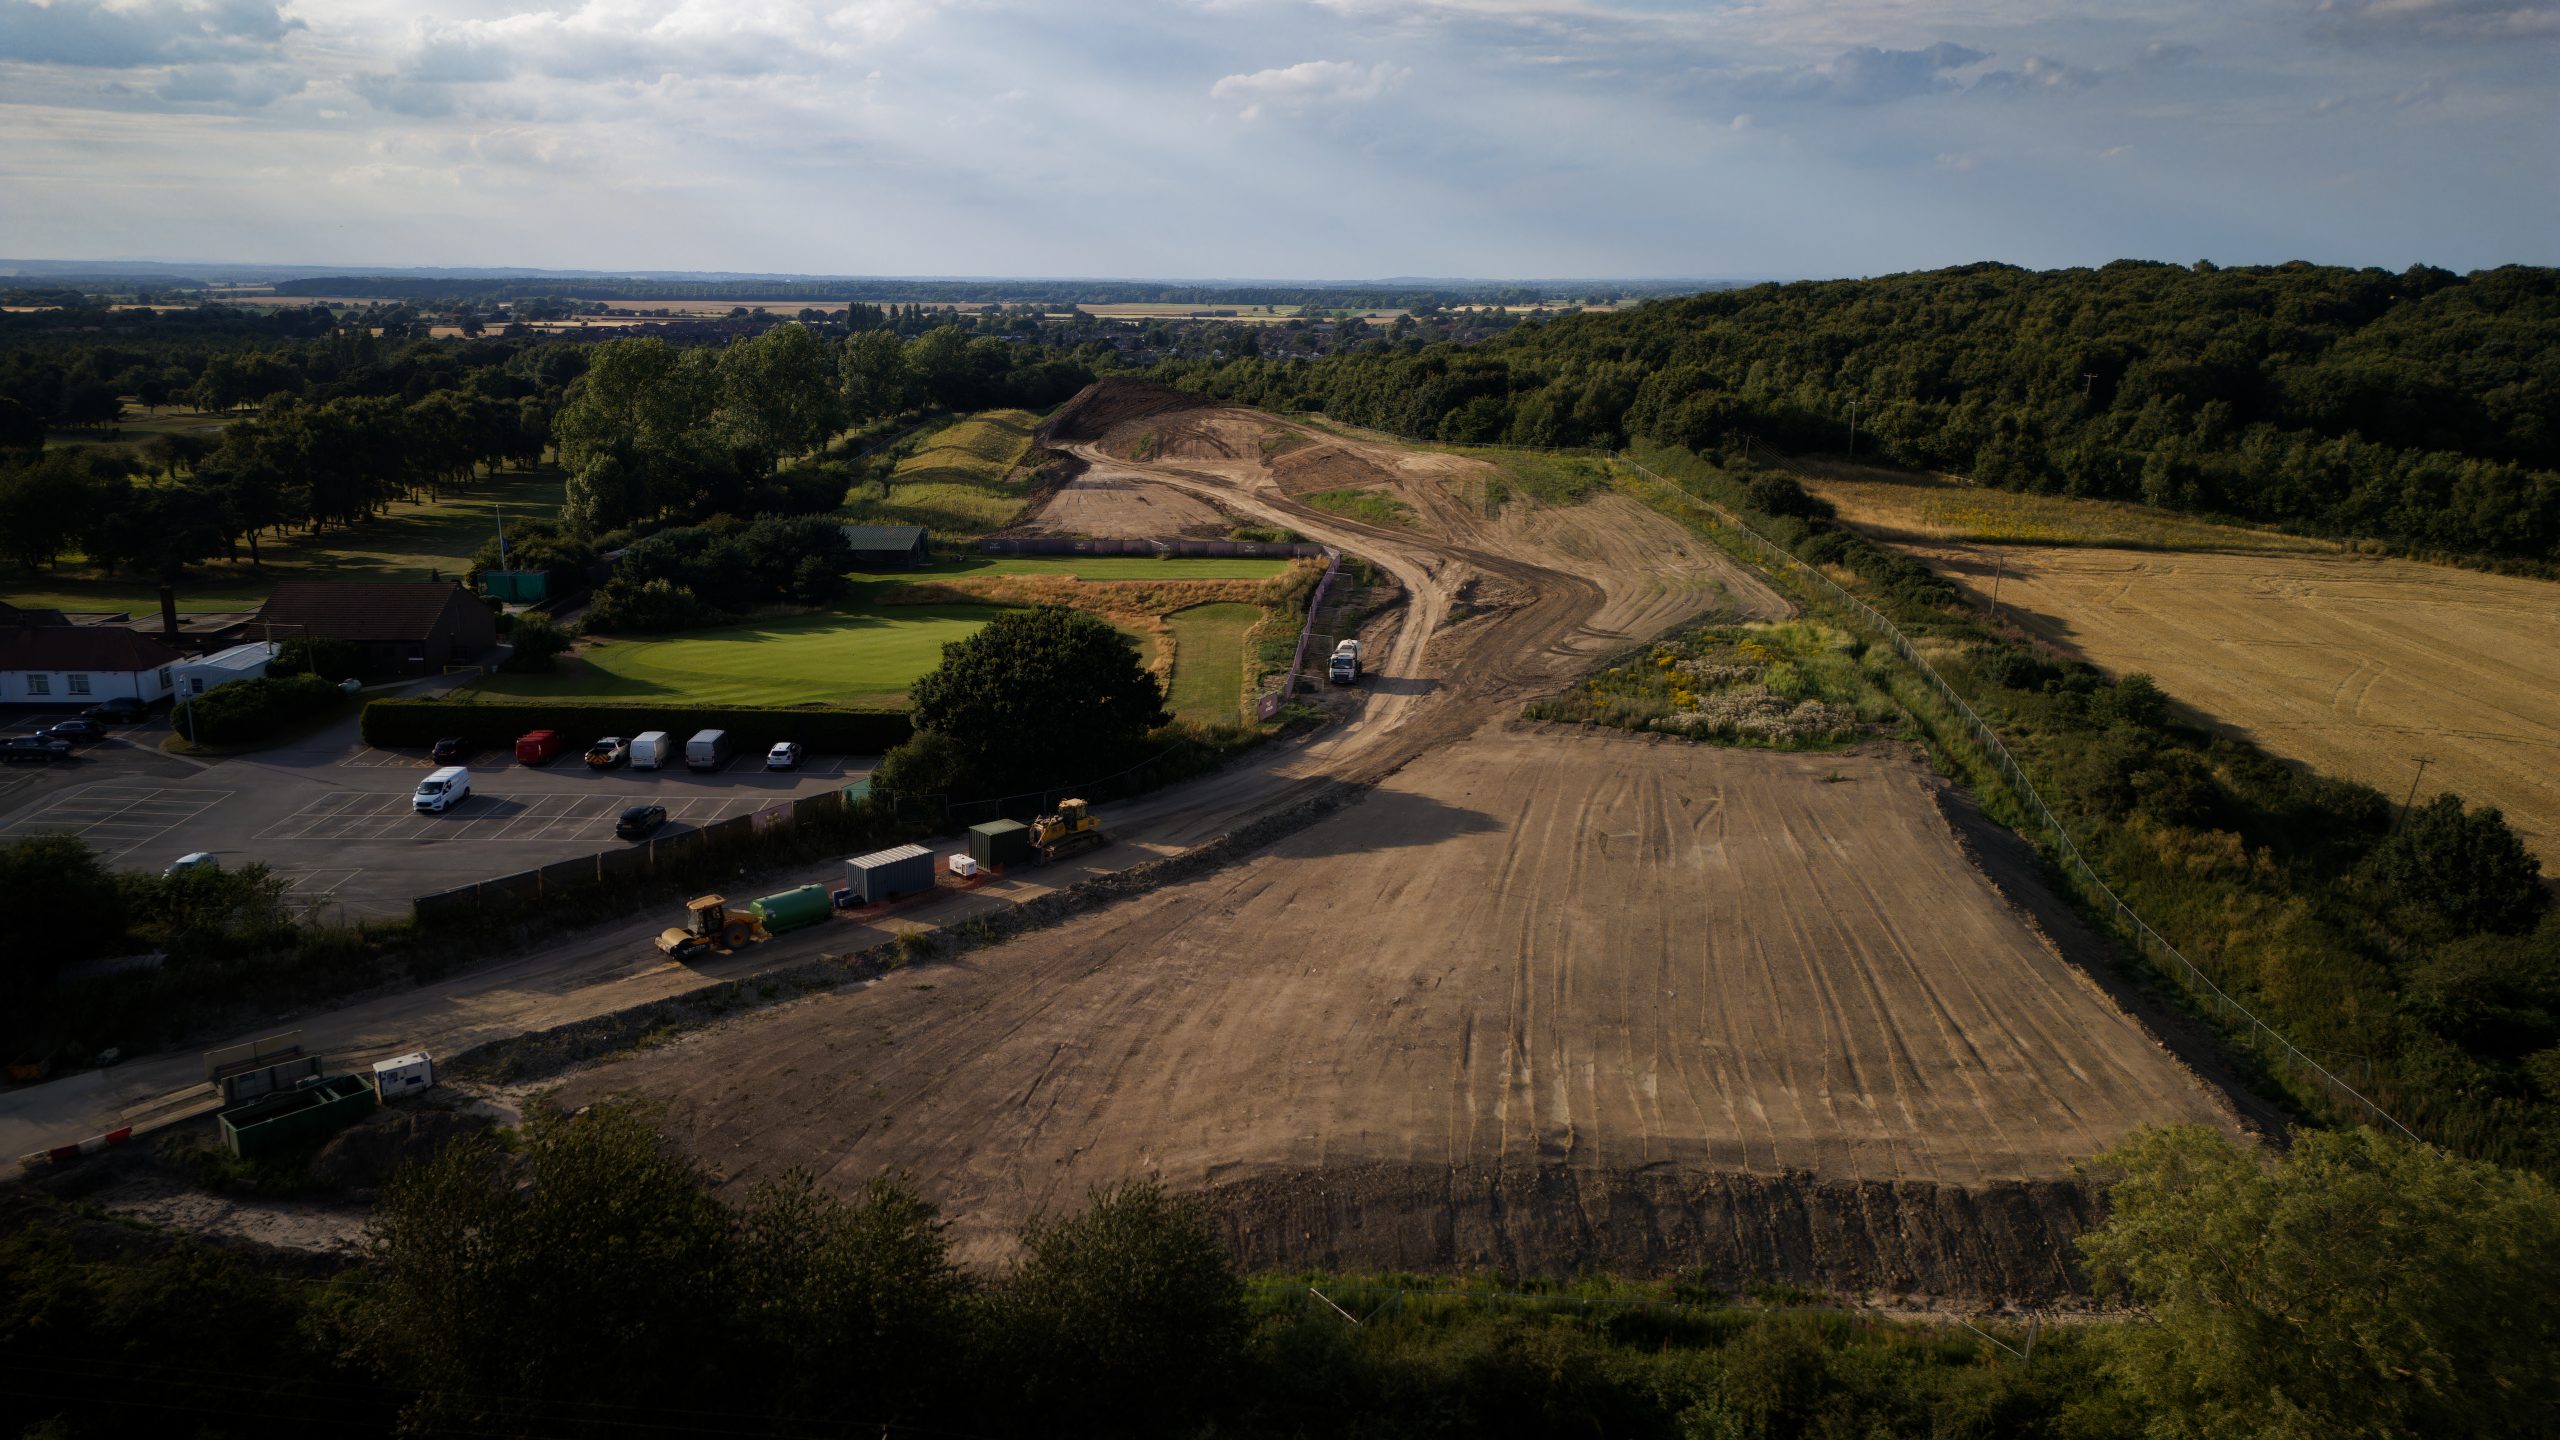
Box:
[0,786,234,860]
[0,725,878,921]
[259,790,770,844]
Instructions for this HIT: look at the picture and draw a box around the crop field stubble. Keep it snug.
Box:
[544,382,2252,1294]
[1907,541,2560,864]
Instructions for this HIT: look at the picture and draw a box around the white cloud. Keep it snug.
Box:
[1211,59,1409,121]
[0,0,299,67]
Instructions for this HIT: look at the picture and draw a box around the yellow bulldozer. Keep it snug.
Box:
[1030,798,1107,863]
[656,894,768,960]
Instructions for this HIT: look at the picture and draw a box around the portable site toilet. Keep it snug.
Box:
[967,819,1032,870]
[844,843,933,905]
[370,1052,435,1099]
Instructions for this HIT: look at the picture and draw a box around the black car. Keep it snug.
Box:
[615,803,668,840]
[429,737,468,764]
[39,719,106,744]
[1,736,72,763]
[85,697,147,724]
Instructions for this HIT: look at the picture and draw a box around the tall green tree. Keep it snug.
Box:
[355,1106,736,1435]
[2078,1125,2560,1440]
[994,1181,1247,1434]
[905,605,1168,794]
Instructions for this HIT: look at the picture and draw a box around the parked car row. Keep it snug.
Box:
[432,727,809,774]
[0,702,148,763]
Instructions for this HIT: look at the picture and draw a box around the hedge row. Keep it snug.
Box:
[361,698,914,754]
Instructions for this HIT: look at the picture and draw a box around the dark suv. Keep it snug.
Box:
[1,736,72,763]
[429,737,469,764]
[39,719,106,744]
[615,803,668,840]
[85,697,148,725]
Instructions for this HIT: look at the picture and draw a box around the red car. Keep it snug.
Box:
[514,729,562,765]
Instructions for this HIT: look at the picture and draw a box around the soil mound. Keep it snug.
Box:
[1269,443,1400,497]
[1037,379,1214,446]
[309,1107,495,1192]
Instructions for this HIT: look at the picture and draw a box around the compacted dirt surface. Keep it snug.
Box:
[562,733,2243,1297]
[1911,542,2560,864]
[549,383,2253,1300]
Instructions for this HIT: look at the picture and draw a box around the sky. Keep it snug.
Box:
[1,0,2554,280]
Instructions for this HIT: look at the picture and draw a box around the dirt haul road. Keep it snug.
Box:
[0,385,1764,1163]
[555,386,2250,1298]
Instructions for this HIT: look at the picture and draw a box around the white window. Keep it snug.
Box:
[191,678,206,695]
[26,675,48,696]
[158,667,173,689]
[67,674,91,696]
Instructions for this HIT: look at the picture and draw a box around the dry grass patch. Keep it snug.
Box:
[1797,460,2332,554]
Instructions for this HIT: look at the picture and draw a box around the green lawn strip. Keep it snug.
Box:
[852,556,1291,582]
[461,606,1000,708]
[1301,488,1415,528]
[1164,602,1262,723]
[3,469,563,613]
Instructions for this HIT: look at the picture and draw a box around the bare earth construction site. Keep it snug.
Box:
[557,386,2250,1298]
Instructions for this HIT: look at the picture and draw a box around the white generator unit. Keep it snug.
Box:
[371,1052,436,1099]
[948,852,981,878]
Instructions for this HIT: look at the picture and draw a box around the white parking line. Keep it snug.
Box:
[283,868,360,895]
[0,786,232,860]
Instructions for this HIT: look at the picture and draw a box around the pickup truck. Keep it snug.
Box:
[584,736,629,769]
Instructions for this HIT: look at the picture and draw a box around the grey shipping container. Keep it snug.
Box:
[967,819,1032,868]
[845,843,934,905]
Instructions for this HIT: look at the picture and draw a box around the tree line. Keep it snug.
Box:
[4,1105,2550,1438]
[1160,261,2560,563]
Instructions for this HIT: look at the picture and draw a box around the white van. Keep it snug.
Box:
[685,729,731,772]
[629,731,673,770]
[414,766,471,813]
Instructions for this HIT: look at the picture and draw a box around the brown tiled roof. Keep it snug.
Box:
[255,581,473,642]
[0,626,186,672]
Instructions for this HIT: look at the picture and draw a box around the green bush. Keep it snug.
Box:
[268,635,367,680]
[362,697,912,754]
[171,672,345,745]
[501,612,572,673]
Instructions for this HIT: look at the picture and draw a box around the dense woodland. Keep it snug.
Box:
[1164,261,2560,562]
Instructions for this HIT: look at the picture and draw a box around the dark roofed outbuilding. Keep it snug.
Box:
[253,581,497,676]
[841,524,931,569]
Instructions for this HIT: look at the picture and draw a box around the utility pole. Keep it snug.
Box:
[1988,554,2007,621]
[2398,755,2435,824]
[2082,371,2098,398]
[1844,398,1863,459]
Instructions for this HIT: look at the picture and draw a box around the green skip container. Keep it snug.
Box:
[750,884,834,934]
[968,819,1032,868]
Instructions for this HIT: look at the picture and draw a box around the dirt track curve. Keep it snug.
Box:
[556,384,2252,1299]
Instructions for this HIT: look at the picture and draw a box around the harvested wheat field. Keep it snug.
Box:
[1912,543,2560,863]
[1797,459,2334,554]
[561,728,2244,1297]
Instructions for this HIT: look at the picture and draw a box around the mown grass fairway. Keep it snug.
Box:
[1,468,563,613]
[1164,602,1261,722]
[466,606,999,707]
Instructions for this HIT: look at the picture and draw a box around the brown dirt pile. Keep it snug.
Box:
[1036,380,1214,446]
